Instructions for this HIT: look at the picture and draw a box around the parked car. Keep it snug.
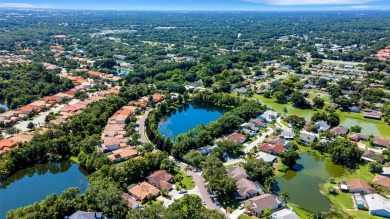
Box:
[179,190,188,194]
[202,201,206,205]
[239,204,244,210]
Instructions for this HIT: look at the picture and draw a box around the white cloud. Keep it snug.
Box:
[0,3,51,8]
[241,0,377,5]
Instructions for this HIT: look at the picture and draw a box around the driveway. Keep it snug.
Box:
[178,162,225,215]
[138,109,152,144]
[15,104,65,132]
[243,128,274,153]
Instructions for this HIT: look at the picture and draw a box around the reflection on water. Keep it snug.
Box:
[0,160,88,218]
[158,102,225,138]
[275,153,345,212]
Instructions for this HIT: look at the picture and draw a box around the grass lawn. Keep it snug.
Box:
[175,170,195,190]
[321,164,379,219]
[70,156,80,164]
[288,203,313,219]
[238,214,256,219]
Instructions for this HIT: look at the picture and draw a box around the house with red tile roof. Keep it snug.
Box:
[372,174,390,190]
[226,132,247,144]
[346,179,375,194]
[0,134,33,155]
[122,193,139,209]
[259,143,286,156]
[128,182,160,201]
[147,170,174,190]
[107,147,138,162]
[18,105,41,115]
[152,93,164,103]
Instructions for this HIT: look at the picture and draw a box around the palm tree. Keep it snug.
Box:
[281,191,291,203]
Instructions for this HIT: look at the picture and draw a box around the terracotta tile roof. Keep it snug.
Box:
[373,174,390,189]
[128,182,160,201]
[122,193,138,208]
[226,132,247,144]
[346,179,375,193]
[147,170,174,190]
[107,147,138,161]
[259,143,286,155]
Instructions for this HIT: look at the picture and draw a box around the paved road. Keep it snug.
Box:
[178,162,226,215]
[15,104,65,132]
[243,128,274,153]
[138,110,152,144]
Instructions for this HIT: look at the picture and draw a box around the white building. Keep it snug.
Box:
[365,194,390,218]
[271,209,299,219]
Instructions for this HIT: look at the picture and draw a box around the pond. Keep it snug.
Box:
[275,153,345,212]
[158,102,225,138]
[0,102,8,111]
[254,96,390,138]
[0,160,88,218]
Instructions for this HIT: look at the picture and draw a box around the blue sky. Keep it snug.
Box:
[0,0,389,11]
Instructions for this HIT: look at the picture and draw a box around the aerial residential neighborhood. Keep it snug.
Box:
[0,1,390,219]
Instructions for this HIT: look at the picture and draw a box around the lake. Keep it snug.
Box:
[275,153,345,212]
[158,102,225,138]
[0,160,88,218]
[253,96,390,138]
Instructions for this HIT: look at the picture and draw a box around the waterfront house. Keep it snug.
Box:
[365,194,390,218]
[226,132,247,144]
[107,147,138,163]
[345,179,375,194]
[299,133,317,144]
[372,175,390,191]
[243,194,281,216]
[65,211,103,219]
[122,193,139,209]
[271,209,299,219]
[349,132,369,142]
[372,137,390,148]
[101,137,122,152]
[147,170,174,190]
[128,182,160,201]
[227,166,248,181]
[258,110,278,123]
[364,111,383,120]
[256,152,277,163]
[362,150,384,164]
[315,120,330,131]
[235,178,259,200]
[330,126,349,136]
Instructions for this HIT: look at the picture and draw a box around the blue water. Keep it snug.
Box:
[116,69,129,76]
[158,103,225,138]
[0,103,8,111]
[0,160,88,218]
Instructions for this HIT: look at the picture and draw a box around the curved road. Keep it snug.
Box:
[138,110,152,144]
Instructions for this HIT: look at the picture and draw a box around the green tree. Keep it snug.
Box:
[280,150,299,168]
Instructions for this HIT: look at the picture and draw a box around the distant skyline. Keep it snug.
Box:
[0,0,389,11]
